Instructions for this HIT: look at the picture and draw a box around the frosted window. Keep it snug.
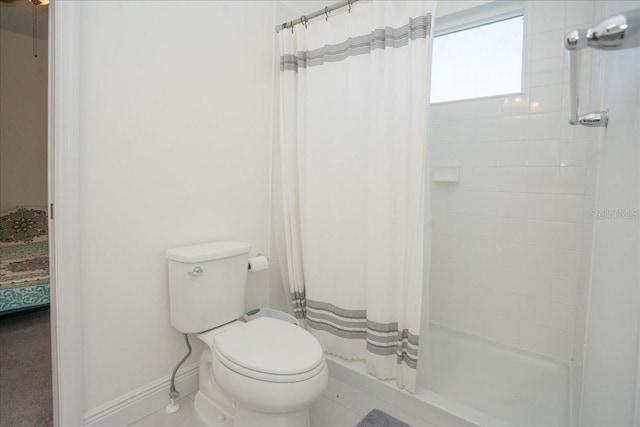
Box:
[430,16,524,103]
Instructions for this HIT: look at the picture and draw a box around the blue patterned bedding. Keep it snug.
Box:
[0,207,50,313]
[0,240,49,312]
[0,240,50,313]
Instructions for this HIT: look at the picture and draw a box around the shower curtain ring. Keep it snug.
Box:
[301,15,308,29]
[290,21,294,33]
[348,0,352,13]
[325,6,330,21]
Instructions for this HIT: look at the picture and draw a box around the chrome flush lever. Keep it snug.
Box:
[188,266,203,277]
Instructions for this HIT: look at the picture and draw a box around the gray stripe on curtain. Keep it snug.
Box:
[280,14,432,72]
[306,310,368,329]
[305,299,419,370]
[306,319,418,369]
[367,339,418,357]
[307,318,367,338]
[291,290,307,319]
[307,299,367,318]
[307,316,418,350]
[366,344,418,369]
[306,299,420,344]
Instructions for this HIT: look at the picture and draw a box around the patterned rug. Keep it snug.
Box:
[356,409,411,427]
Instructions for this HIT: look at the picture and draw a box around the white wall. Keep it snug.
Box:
[77,0,276,413]
[427,0,595,363]
[578,1,640,425]
[0,5,48,212]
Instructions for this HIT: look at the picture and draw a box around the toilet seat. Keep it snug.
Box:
[212,317,324,383]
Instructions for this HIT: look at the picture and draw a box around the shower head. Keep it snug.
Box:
[587,8,640,50]
[565,8,640,51]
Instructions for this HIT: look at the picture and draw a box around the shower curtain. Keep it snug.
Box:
[278,0,432,391]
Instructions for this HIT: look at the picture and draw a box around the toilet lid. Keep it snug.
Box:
[213,317,324,375]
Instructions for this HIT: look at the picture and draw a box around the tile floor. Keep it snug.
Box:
[130,377,435,427]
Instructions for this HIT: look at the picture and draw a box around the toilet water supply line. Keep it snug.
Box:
[165,333,192,413]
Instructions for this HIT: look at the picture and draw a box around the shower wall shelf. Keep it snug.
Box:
[432,166,460,183]
[564,8,640,128]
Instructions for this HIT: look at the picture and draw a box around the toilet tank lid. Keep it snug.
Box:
[166,241,251,263]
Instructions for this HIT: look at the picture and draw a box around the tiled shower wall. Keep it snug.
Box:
[428,1,596,363]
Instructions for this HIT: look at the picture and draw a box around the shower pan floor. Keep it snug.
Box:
[427,324,570,427]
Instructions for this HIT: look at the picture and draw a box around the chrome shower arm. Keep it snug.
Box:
[563,8,640,128]
[564,30,587,126]
[565,29,608,127]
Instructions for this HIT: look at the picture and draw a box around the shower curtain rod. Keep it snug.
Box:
[276,0,360,33]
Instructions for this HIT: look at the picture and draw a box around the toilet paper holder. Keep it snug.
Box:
[248,253,270,271]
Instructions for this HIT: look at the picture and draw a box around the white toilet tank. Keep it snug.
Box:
[166,241,251,333]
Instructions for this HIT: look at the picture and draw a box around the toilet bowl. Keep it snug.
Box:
[196,315,328,426]
[166,242,327,426]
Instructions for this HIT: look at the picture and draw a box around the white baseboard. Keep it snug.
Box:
[84,362,200,427]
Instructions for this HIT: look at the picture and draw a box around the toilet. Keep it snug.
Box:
[166,241,328,427]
